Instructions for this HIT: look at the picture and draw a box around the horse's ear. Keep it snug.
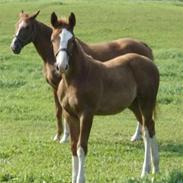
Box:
[19,10,24,17]
[69,12,76,31]
[51,12,59,28]
[30,10,40,20]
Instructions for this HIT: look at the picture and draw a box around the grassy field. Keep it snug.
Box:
[0,0,183,182]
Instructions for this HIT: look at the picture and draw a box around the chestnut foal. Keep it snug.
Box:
[53,13,159,183]
[51,12,155,142]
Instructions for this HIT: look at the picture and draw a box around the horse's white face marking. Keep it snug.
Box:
[16,20,27,36]
[11,20,27,48]
[56,28,73,72]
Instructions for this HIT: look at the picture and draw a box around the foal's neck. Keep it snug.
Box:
[77,38,95,57]
[63,39,91,84]
[33,20,55,65]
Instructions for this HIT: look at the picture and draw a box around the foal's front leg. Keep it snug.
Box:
[64,112,80,183]
[76,111,94,183]
[53,90,70,143]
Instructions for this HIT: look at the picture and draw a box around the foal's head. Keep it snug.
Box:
[10,10,40,54]
[51,12,76,73]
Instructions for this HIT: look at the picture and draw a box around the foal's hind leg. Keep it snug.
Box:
[140,103,159,177]
[129,100,143,142]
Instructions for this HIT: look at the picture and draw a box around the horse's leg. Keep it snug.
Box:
[131,122,142,142]
[140,102,159,177]
[149,123,159,175]
[129,100,142,142]
[53,89,70,143]
[76,111,93,183]
[53,89,63,141]
[60,118,70,143]
[141,125,151,177]
[64,111,80,183]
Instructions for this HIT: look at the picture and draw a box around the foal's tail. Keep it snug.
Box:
[141,41,154,61]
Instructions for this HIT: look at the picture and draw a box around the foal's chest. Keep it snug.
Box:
[61,88,80,116]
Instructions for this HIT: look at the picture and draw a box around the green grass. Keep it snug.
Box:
[1,0,183,182]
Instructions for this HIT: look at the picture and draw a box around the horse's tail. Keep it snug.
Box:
[141,41,154,61]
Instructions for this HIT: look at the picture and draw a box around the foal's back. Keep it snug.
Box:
[90,53,158,115]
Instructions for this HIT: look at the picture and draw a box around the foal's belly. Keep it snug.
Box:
[95,86,137,115]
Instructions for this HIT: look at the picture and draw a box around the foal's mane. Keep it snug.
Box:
[58,17,69,27]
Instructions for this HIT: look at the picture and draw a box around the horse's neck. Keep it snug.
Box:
[64,39,91,83]
[33,21,61,88]
[33,21,55,65]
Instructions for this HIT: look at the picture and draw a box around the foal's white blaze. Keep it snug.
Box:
[141,127,151,177]
[77,146,85,183]
[56,28,73,72]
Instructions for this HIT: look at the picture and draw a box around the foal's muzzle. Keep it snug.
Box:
[10,38,22,54]
[55,63,69,74]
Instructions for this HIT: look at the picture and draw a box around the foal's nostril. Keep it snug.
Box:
[56,65,59,71]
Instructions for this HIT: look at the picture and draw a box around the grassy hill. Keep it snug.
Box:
[0,0,183,182]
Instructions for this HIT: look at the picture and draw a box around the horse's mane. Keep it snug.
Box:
[58,17,69,27]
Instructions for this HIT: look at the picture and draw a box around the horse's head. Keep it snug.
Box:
[51,12,76,73]
[10,10,40,54]
[50,12,70,57]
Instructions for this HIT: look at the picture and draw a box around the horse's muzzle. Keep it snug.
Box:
[10,39,22,54]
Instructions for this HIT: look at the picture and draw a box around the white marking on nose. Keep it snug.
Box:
[56,28,73,72]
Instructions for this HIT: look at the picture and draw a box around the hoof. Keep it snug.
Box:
[130,134,142,142]
[60,133,69,144]
[141,170,150,178]
[53,134,61,142]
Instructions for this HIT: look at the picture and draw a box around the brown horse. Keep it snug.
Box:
[10,10,70,143]
[51,12,155,142]
[53,13,160,182]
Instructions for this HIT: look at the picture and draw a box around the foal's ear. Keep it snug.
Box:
[51,12,59,28]
[69,12,76,31]
[30,10,40,20]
